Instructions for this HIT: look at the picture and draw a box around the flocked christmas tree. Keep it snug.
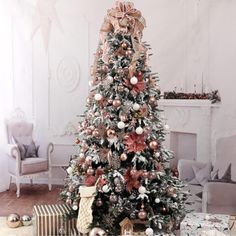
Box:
[61,1,188,235]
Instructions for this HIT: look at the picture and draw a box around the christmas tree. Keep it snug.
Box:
[61,1,188,235]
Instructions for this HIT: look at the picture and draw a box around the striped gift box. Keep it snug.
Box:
[33,204,78,236]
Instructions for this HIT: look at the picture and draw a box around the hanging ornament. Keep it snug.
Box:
[96,198,103,207]
[149,170,156,180]
[154,152,160,158]
[120,153,127,161]
[89,227,107,236]
[68,185,75,192]
[135,127,143,135]
[75,138,80,144]
[121,42,128,49]
[117,121,125,129]
[119,114,127,122]
[113,99,121,108]
[107,129,116,138]
[145,227,154,236]
[155,198,160,204]
[86,97,91,104]
[92,128,100,137]
[85,128,92,135]
[149,96,157,106]
[87,166,94,175]
[130,76,138,85]
[107,75,114,82]
[117,85,125,92]
[138,208,147,220]
[66,197,72,205]
[137,71,143,76]
[161,206,167,214]
[142,170,149,178]
[114,177,121,185]
[138,186,146,194]
[133,103,140,111]
[21,215,32,226]
[109,193,118,203]
[115,184,122,193]
[149,140,158,150]
[94,93,103,101]
[126,47,133,56]
[102,185,110,193]
[72,202,78,211]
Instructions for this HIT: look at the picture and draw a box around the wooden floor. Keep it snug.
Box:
[0,184,63,216]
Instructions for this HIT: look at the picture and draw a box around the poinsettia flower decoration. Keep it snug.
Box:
[124,168,143,192]
[124,132,146,153]
[123,73,145,93]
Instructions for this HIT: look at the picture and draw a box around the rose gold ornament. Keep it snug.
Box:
[149,170,156,180]
[138,209,147,220]
[96,198,103,207]
[85,128,92,136]
[120,153,127,161]
[69,185,75,192]
[92,129,100,137]
[6,214,21,228]
[121,42,128,49]
[142,170,149,178]
[112,99,121,108]
[149,96,157,106]
[106,129,116,138]
[126,47,133,56]
[117,85,124,92]
[149,140,158,150]
[75,138,80,144]
[120,114,127,122]
[86,98,91,104]
[66,198,72,205]
[87,166,94,175]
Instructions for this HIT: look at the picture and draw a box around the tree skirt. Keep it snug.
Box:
[0,217,33,236]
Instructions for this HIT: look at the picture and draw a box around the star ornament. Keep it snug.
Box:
[31,0,62,52]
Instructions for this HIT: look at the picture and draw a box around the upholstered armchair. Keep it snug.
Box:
[5,109,54,197]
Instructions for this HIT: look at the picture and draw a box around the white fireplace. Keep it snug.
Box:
[158,99,220,165]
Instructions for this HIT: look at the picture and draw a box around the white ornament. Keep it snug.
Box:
[85,156,92,161]
[107,75,113,82]
[95,112,100,116]
[145,227,154,236]
[138,186,146,194]
[130,76,138,85]
[136,127,143,135]
[164,124,170,130]
[205,214,210,220]
[94,93,102,101]
[102,185,110,193]
[66,192,71,197]
[72,204,78,211]
[66,167,73,175]
[155,198,160,203]
[88,80,93,86]
[155,152,160,158]
[117,121,125,129]
[133,103,140,111]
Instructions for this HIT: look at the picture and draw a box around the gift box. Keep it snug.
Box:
[33,204,77,236]
[180,213,230,236]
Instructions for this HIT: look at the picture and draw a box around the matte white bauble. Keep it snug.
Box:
[72,204,78,211]
[117,121,125,129]
[130,76,138,85]
[145,227,154,236]
[102,185,110,193]
[94,93,103,101]
[107,75,113,82]
[136,127,143,135]
[133,103,140,111]
[155,198,160,203]
[138,186,146,194]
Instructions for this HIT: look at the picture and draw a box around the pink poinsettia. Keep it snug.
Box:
[124,132,146,153]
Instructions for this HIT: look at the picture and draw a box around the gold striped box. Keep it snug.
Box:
[33,204,78,236]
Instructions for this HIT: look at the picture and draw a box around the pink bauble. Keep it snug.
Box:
[112,99,121,108]
[149,140,158,150]
[120,153,127,161]
[87,166,94,175]
[138,209,147,220]
[106,129,116,138]
[92,129,100,137]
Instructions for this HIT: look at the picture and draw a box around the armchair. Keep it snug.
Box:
[5,109,54,197]
[178,135,236,215]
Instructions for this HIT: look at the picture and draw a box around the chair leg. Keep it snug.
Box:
[48,170,52,191]
[8,176,12,190]
[30,179,33,186]
[16,178,20,198]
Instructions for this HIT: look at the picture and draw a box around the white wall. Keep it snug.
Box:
[1,0,236,188]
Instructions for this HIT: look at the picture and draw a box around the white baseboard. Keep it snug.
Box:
[11,178,64,186]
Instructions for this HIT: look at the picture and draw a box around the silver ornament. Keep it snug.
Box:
[21,215,32,226]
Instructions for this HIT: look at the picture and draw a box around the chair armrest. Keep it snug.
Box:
[6,144,21,160]
[202,182,236,212]
[177,159,206,182]
[47,142,54,165]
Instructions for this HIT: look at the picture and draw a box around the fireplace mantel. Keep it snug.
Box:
[159,99,220,163]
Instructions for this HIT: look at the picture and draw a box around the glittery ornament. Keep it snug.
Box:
[120,153,127,161]
[112,99,121,108]
[149,140,158,150]
[87,166,94,175]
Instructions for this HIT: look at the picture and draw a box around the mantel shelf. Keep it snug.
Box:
[158,99,220,108]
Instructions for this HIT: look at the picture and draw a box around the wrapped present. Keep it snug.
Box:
[229,216,236,235]
[180,213,230,236]
[33,204,77,236]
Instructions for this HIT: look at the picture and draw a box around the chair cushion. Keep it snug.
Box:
[21,158,48,175]
[23,141,40,158]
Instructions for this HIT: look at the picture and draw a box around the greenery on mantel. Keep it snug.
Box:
[163,90,221,104]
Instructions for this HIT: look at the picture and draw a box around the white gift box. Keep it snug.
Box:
[180,213,230,236]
